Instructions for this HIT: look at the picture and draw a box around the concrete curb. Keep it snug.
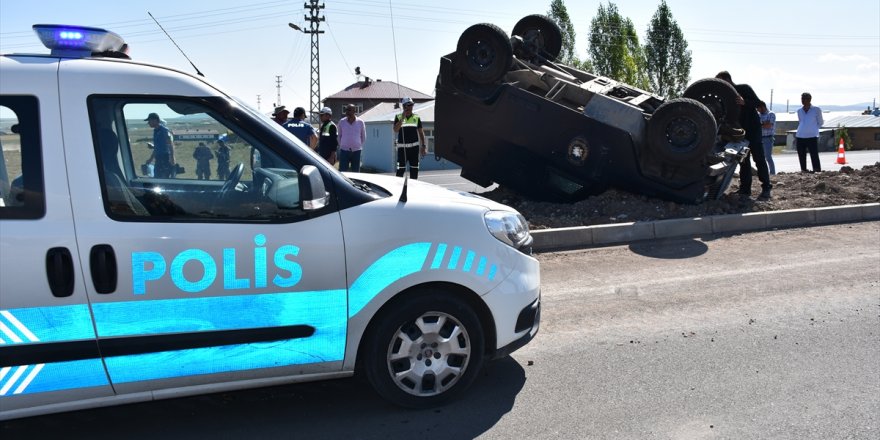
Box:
[531,203,880,252]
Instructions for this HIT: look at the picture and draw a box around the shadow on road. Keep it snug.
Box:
[3,357,526,439]
[628,238,709,259]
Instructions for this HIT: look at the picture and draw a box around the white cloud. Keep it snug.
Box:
[856,61,880,72]
[817,53,872,63]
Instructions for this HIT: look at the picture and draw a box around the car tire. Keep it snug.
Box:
[362,289,485,408]
[682,78,740,126]
[647,98,717,163]
[454,23,513,84]
[511,14,563,62]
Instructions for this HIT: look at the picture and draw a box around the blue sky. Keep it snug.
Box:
[1,0,878,112]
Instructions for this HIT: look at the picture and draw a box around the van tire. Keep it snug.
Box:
[682,78,740,126]
[512,14,563,62]
[454,23,512,84]
[647,98,717,163]
[363,290,485,408]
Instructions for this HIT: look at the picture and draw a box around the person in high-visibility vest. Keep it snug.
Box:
[317,107,338,165]
[393,97,427,179]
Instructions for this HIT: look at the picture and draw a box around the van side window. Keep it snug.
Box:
[0,97,45,219]
[89,97,310,223]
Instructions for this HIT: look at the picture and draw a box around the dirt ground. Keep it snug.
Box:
[479,163,880,230]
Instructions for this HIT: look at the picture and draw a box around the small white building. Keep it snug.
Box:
[358,101,460,173]
[779,111,878,151]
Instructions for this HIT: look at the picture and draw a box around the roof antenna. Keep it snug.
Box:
[389,1,402,106]
[148,12,204,77]
[399,174,408,203]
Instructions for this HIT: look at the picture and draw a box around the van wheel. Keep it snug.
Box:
[647,98,717,163]
[511,14,563,62]
[455,23,512,84]
[682,78,740,126]
[363,290,484,408]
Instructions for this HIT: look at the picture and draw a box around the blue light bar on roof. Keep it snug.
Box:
[32,24,125,57]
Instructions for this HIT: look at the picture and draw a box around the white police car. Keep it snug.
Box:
[0,25,540,420]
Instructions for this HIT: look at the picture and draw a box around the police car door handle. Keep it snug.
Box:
[89,244,118,294]
[45,247,74,298]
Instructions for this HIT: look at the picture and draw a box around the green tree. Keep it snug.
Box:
[837,125,851,150]
[587,2,648,88]
[644,0,692,98]
[547,0,578,65]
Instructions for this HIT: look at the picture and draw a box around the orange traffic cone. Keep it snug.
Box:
[836,138,847,164]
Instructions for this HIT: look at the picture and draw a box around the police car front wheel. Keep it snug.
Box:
[363,291,485,408]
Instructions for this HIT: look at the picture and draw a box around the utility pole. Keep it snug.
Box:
[275,75,283,108]
[256,94,262,111]
[290,1,325,123]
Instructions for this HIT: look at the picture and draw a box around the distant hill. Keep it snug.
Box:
[771,102,876,113]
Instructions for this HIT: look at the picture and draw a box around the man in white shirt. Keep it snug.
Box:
[795,92,824,173]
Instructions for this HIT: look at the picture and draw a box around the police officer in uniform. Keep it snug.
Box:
[393,97,426,179]
[285,107,318,149]
[144,112,176,178]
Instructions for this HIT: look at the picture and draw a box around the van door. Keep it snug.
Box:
[61,85,348,395]
[0,66,111,416]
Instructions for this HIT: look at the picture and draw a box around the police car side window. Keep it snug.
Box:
[90,97,308,223]
[0,97,45,220]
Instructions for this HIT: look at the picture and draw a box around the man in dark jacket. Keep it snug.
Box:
[317,107,338,165]
[716,71,772,200]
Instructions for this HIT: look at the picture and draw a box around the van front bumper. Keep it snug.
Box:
[491,294,540,360]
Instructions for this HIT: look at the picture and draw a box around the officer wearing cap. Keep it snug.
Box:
[393,97,426,179]
[317,107,338,165]
[144,112,176,178]
[272,105,290,125]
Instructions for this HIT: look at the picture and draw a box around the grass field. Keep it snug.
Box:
[1,128,255,182]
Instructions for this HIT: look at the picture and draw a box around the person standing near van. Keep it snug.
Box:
[337,104,366,172]
[193,142,213,180]
[796,92,824,173]
[272,105,290,125]
[144,112,175,178]
[285,107,318,149]
[758,101,776,175]
[216,139,231,180]
[715,71,771,200]
[393,97,426,179]
[317,107,338,165]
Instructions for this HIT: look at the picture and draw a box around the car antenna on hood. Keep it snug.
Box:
[399,174,408,203]
[148,12,204,77]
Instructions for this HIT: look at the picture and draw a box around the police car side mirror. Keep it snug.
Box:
[270,178,300,209]
[299,165,328,211]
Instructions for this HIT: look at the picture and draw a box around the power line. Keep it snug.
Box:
[323,19,357,85]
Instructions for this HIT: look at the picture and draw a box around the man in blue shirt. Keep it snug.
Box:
[144,112,176,178]
[284,107,318,150]
[758,101,776,175]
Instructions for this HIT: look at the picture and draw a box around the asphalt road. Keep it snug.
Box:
[4,222,878,439]
[419,149,880,194]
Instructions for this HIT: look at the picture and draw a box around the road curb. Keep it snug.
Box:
[531,202,880,252]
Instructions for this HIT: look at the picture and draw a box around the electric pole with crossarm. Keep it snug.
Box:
[290,1,325,123]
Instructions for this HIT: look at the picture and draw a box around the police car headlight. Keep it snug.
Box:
[485,211,533,251]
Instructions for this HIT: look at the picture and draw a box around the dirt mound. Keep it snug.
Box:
[480,163,880,229]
